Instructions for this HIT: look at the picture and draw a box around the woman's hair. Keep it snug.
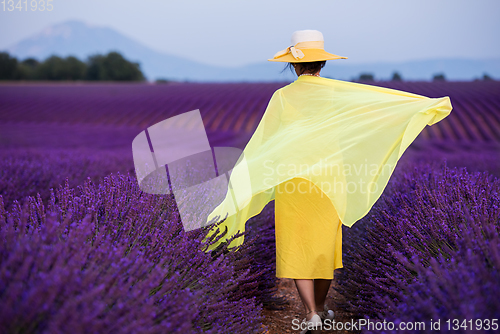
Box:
[281,61,327,76]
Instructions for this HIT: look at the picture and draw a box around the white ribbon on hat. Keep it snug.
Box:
[273,45,305,60]
[272,41,325,60]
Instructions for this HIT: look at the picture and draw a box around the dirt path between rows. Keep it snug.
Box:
[260,278,359,334]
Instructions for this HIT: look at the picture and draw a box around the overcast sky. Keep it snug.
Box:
[1,0,499,67]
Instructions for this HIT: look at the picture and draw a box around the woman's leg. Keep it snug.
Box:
[294,279,317,320]
[314,279,332,311]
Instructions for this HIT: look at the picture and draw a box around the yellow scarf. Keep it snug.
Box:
[202,75,452,252]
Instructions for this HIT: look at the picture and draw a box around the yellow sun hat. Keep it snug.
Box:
[268,29,347,63]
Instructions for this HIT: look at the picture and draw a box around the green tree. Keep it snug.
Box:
[21,55,85,80]
[0,51,144,81]
[36,55,67,80]
[86,51,144,81]
[64,56,86,80]
[0,52,18,80]
[432,73,446,81]
[482,73,493,81]
[15,58,40,80]
[85,54,105,80]
[391,71,403,81]
[358,73,375,82]
[155,78,170,84]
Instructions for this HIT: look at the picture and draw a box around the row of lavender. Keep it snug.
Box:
[2,140,499,214]
[1,81,499,141]
[1,144,498,333]
[0,160,280,333]
[334,157,500,333]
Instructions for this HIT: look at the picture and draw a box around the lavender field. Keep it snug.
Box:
[0,80,499,333]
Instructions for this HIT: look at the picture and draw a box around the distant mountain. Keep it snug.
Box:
[4,20,500,82]
[4,20,235,82]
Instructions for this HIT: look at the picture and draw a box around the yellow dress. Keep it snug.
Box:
[275,177,342,279]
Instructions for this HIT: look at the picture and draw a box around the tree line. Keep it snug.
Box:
[0,51,145,81]
[354,71,495,82]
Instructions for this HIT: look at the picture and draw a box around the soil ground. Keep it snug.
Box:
[260,277,359,334]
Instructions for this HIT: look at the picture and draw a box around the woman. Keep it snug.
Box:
[271,31,347,333]
[203,30,452,334]
[275,66,340,334]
